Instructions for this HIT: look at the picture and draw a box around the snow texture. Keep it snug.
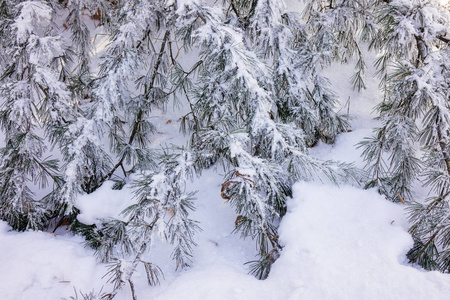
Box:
[2,180,450,299]
[75,180,135,225]
[1,0,449,298]
[0,221,106,300]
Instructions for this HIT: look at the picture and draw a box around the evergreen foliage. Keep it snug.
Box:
[300,0,450,275]
[176,0,360,278]
[5,0,449,298]
[0,1,361,291]
[356,0,450,272]
[92,147,198,299]
[0,0,73,229]
[302,0,377,92]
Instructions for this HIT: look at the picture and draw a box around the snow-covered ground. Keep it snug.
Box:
[3,179,450,299]
[2,57,450,299]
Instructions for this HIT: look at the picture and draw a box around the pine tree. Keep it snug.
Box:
[0,0,73,230]
[54,0,178,213]
[0,1,364,293]
[359,0,450,271]
[176,0,361,279]
[59,2,201,297]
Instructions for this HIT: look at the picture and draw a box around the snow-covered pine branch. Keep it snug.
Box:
[176,0,362,278]
[90,147,198,299]
[358,0,450,272]
[0,0,74,229]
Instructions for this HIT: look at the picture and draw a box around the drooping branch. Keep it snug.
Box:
[103,30,171,181]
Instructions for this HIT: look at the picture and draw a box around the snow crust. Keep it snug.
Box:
[272,183,450,300]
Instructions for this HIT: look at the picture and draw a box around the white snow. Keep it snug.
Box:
[14,1,52,44]
[271,182,450,300]
[1,1,449,299]
[142,182,450,300]
[2,171,450,299]
[75,180,135,225]
[0,221,107,300]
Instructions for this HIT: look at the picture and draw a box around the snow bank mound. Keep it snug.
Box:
[270,182,450,300]
[0,222,105,300]
[1,182,449,300]
[151,182,450,300]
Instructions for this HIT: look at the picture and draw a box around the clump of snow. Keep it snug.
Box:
[75,180,135,225]
[14,1,52,44]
